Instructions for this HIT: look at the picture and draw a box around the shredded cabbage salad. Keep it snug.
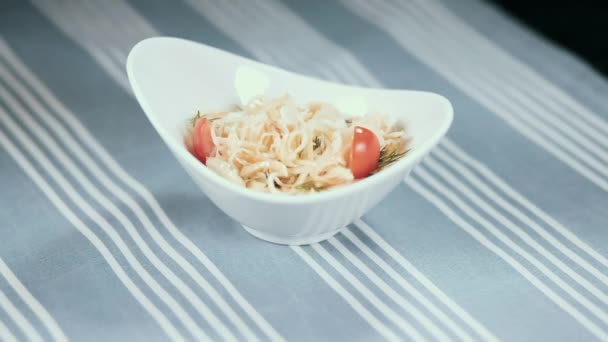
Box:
[185,95,409,194]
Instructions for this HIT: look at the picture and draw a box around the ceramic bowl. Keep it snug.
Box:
[127,37,453,245]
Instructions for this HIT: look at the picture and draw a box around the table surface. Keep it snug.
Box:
[1,0,607,341]
[487,0,608,76]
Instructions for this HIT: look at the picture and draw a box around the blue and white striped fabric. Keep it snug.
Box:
[1,0,607,340]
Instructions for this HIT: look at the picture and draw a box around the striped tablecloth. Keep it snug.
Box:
[1,0,607,341]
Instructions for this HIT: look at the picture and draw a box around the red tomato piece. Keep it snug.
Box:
[192,118,215,164]
[350,126,380,179]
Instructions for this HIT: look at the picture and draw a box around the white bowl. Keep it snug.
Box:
[126,37,453,245]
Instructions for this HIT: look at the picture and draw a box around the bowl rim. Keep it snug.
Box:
[126,36,453,205]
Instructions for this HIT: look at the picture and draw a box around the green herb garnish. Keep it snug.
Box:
[188,111,202,127]
[373,146,410,173]
[313,136,322,150]
[296,181,325,192]
[188,111,220,126]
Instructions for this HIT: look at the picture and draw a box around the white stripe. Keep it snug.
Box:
[89,45,131,92]
[78,0,131,42]
[0,68,230,342]
[401,0,608,153]
[267,5,379,87]
[412,165,608,330]
[0,94,210,341]
[45,0,128,84]
[460,65,608,177]
[188,0,493,337]
[354,220,499,342]
[188,0,378,85]
[29,0,153,91]
[434,143,608,283]
[290,246,400,342]
[406,0,608,183]
[441,141,608,269]
[103,0,158,44]
[327,237,452,341]
[414,163,608,323]
[0,25,284,342]
[0,288,42,342]
[107,47,128,71]
[220,0,319,75]
[341,229,476,342]
[0,316,17,342]
[366,0,608,177]
[0,129,185,342]
[373,0,608,173]
[470,70,608,163]
[326,0,608,331]
[74,0,145,73]
[316,64,342,84]
[78,0,125,48]
[311,244,426,341]
[424,155,608,305]
[342,0,608,191]
[0,54,255,342]
[405,176,608,340]
[401,0,608,152]
[60,0,156,52]
[410,0,608,142]
[93,0,145,44]
[325,58,362,86]
[342,56,383,87]
[0,259,68,342]
[185,0,270,64]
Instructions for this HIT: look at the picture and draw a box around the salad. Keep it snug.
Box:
[185,95,409,194]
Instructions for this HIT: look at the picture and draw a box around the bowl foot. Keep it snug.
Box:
[241,225,345,245]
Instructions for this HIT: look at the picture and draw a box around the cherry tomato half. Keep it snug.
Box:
[350,126,381,179]
[192,118,215,164]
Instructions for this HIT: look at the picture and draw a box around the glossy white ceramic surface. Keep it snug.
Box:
[127,37,453,245]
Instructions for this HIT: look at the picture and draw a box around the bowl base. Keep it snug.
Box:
[241,225,345,245]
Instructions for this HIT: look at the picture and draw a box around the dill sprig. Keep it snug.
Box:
[188,111,221,127]
[188,111,201,127]
[296,181,325,191]
[313,136,322,150]
[373,145,410,173]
